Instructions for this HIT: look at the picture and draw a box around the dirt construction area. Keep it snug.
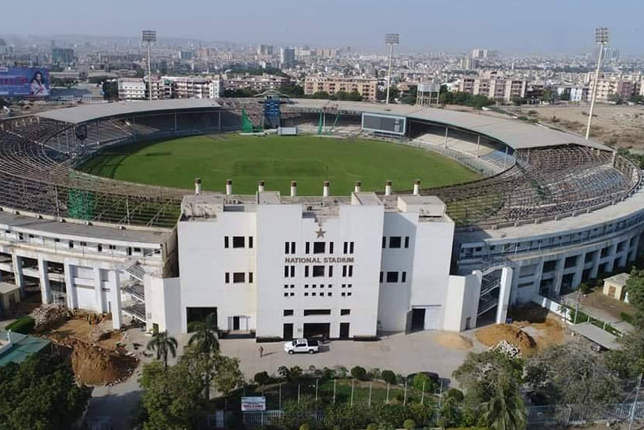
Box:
[509,105,644,149]
[475,305,566,356]
[35,306,139,386]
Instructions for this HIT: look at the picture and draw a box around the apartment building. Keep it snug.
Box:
[304,76,378,102]
[224,73,292,93]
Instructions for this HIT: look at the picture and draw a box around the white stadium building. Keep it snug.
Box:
[0,98,641,341]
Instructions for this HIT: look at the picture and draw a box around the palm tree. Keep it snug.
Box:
[188,312,219,355]
[146,325,178,369]
[479,376,527,430]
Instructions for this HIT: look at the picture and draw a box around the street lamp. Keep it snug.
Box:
[142,30,157,102]
[585,27,609,140]
[385,33,399,104]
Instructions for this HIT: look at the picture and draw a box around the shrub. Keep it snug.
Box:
[579,283,592,294]
[368,367,381,380]
[446,388,464,402]
[350,366,367,380]
[334,366,348,378]
[367,424,378,430]
[620,312,634,324]
[299,424,310,430]
[412,373,436,392]
[381,370,397,385]
[253,371,271,386]
[403,419,416,429]
[5,316,35,334]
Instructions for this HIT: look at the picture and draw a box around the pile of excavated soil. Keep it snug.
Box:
[31,305,70,333]
[432,332,474,351]
[64,338,138,385]
[476,324,536,354]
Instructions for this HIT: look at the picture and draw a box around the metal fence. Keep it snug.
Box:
[527,401,644,426]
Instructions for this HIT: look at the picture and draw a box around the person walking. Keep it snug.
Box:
[258,345,264,358]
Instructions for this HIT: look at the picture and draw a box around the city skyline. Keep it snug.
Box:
[3,0,644,55]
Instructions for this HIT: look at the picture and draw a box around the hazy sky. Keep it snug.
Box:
[4,0,643,55]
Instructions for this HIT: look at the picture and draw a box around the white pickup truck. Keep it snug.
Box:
[283,338,320,355]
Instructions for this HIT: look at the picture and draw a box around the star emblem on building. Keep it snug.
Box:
[315,227,326,238]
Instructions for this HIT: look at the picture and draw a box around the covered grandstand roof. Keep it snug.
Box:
[36,99,221,124]
[288,99,609,151]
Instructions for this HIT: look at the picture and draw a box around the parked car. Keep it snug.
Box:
[284,338,320,354]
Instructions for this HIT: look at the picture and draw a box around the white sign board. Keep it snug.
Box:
[241,396,266,412]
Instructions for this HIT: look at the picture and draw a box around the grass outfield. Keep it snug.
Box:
[79,134,480,195]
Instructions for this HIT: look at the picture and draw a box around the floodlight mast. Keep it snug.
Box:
[585,27,609,140]
[142,30,157,102]
[385,33,399,105]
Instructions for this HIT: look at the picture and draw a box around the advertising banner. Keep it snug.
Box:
[0,67,50,97]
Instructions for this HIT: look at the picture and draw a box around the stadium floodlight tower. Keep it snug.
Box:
[385,33,399,105]
[142,30,157,102]
[585,27,609,140]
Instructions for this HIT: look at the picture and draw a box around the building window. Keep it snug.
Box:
[305,242,310,254]
[389,237,402,248]
[404,237,410,248]
[249,237,254,249]
[233,272,246,283]
[386,271,399,283]
[401,272,407,283]
[341,309,351,316]
[380,272,383,282]
[350,242,354,253]
[314,242,325,254]
[329,242,334,254]
[328,266,333,277]
[382,237,386,248]
[224,237,229,248]
[305,266,309,277]
[249,272,254,283]
[225,273,230,284]
[285,242,289,254]
[303,309,331,316]
[283,309,294,316]
[313,266,325,277]
[233,236,245,248]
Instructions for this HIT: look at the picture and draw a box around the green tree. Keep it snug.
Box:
[138,359,209,430]
[479,376,527,430]
[524,344,620,410]
[437,396,462,428]
[453,350,524,407]
[0,353,91,430]
[625,269,644,328]
[188,312,219,354]
[381,370,397,385]
[607,329,644,379]
[146,325,178,369]
[212,354,245,395]
[411,373,436,393]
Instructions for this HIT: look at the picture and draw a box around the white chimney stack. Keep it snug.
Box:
[413,179,421,196]
[354,181,362,193]
[290,181,297,197]
[258,180,265,193]
[225,179,233,195]
[194,178,202,195]
[385,180,392,196]
[323,181,330,197]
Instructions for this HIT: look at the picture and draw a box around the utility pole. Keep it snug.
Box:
[585,27,608,140]
[385,34,399,104]
[629,374,642,430]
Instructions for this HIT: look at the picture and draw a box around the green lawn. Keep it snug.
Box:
[79,134,480,195]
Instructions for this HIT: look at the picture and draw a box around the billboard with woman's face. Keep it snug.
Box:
[0,67,50,97]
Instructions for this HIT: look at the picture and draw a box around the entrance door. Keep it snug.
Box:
[339,322,350,339]
[411,308,426,331]
[303,323,330,340]
[283,323,294,340]
[233,316,240,331]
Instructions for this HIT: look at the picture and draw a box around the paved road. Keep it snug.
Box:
[86,329,485,429]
